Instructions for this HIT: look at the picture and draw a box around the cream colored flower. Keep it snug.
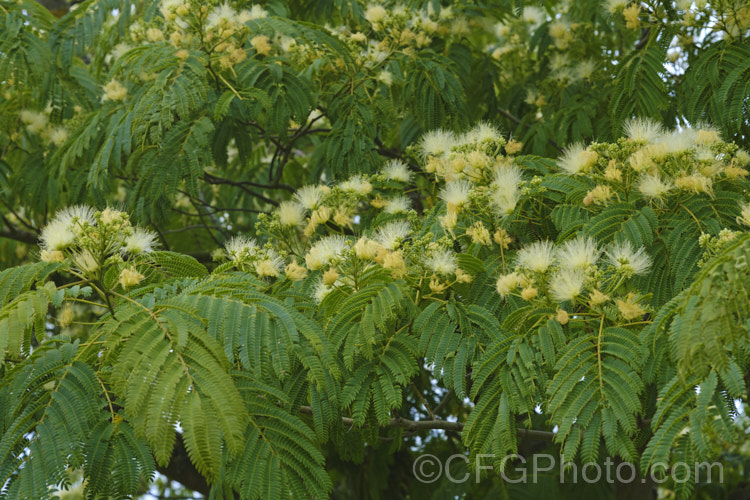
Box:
[119,267,144,288]
[278,201,306,227]
[383,251,407,278]
[558,143,598,175]
[637,173,671,201]
[374,220,410,250]
[495,272,519,297]
[556,236,600,270]
[123,228,159,255]
[549,268,586,302]
[285,261,308,280]
[41,250,65,263]
[102,79,128,102]
[517,241,555,273]
[381,159,413,182]
[425,249,457,276]
[736,202,750,227]
[605,241,652,276]
[305,236,347,270]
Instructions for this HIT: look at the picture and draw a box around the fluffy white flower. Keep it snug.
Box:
[522,6,546,27]
[238,4,267,23]
[19,110,48,134]
[313,279,332,303]
[374,220,411,250]
[557,143,598,175]
[365,5,387,24]
[654,128,696,155]
[102,79,127,102]
[624,118,663,143]
[54,205,95,234]
[440,180,472,209]
[377,70,393,86]
[49,127,69,147]
[206,3,236,29]
[277,201,306,227]
[556,236,600,270]
[384,196,411,214]
[40,220,76,251]
[605,241,652,276]
[490,166,522,216]
[460,122,502,146]
[425,249,457,276]
[549,268,586,302]
[381,159,413,182]
[339,175,372,194]
[225,236,258,262]
[305,235,348,270]
[517,241,555,273]
[637,174,673,201]
[294,185,323,210]
[418,129,455,158]
[123,228,159,255]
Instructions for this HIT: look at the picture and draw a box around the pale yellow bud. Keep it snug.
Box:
[588,289,609,307]
[493,228,512,249]
[119,267,145,288]
[429,276,447,293]
[383,251,407,278]
[59,305,74,328]
[521,287,538,301]
[322,268,339,286]
[41,250,64,263]
[285,261,308,281]
[455,269,473,283]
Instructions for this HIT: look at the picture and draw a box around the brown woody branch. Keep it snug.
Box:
[296,406,556,440]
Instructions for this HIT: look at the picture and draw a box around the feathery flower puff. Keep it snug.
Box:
[549,268,586,302]
[418,129,455,158]
[424,248,458,276]
[381,159,413,183]
[555,236,600,270]
[277,201,306,227]
[374,220,411,250]
[305,235,348,270]
[558,143,598,175]
[440,180,473,213]
[605,241,652,277]
[294,185,324,210]
[517,240,556,273]
[490,165,522,216]
[40,206,96,251]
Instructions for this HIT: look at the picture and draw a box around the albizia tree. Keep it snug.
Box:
[1,0,749,499]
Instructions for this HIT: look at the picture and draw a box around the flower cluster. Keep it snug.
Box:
[557,119,750,205]
[39,206,158,288]
[224,236,285,278]
[495,236,652,322]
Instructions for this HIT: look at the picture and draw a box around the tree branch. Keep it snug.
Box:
[296,406,555,440]
[156,433,211,496]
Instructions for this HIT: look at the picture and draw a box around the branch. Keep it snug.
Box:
[156,433,211,496]
[296,406,555,441]
[0,216,38,245]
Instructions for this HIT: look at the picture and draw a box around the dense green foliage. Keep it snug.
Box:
[1,0,750,499]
